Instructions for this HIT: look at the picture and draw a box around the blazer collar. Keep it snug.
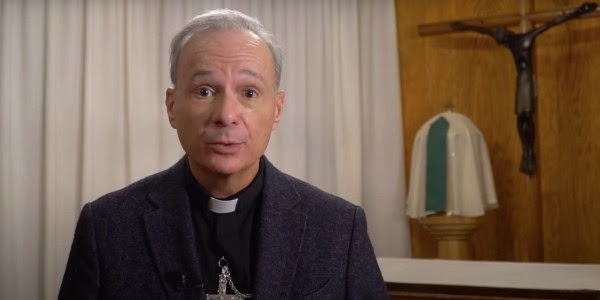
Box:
[253,158,307,298]
[143,157,204,296]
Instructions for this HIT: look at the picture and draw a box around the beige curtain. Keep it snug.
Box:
[0,0,409,299]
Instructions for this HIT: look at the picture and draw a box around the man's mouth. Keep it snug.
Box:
[207,142,242,154]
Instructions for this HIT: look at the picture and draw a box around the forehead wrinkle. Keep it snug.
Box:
[191,69,213,78]
[239,68,266,85]
[188,67,266,85]
[179,29,275,86]
[193,51,264,67]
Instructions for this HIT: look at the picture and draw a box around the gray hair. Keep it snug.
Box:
[169,9,283,88]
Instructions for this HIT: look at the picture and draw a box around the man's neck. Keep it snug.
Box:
[188,161,260,199]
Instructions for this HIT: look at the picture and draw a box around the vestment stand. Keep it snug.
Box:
[419,214,482,260]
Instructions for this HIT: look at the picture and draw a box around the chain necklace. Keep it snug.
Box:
[206,257,252,299]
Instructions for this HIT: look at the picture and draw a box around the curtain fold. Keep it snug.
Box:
[1,1,45,299]
[357,0,411,258]
[43,1,85,297]
[0,1,408,299]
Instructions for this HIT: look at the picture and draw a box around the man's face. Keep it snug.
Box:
[166,29,284,182]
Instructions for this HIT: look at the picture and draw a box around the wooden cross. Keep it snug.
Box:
[417,3,600,36]
[416,2,600,175]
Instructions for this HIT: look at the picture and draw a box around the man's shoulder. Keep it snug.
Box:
[288,173,355,208]
[89,158,184,212]
[264,160,359,217]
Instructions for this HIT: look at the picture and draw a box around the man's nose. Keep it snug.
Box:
[212,90,241,126]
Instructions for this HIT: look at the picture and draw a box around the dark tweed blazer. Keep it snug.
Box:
[59,157,388,299]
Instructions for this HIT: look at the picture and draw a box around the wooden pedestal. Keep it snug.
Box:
[419,215,482,260]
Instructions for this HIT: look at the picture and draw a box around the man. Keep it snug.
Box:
[59,9,387,299]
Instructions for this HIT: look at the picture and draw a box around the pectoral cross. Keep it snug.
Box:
[206,257,251,300]
[205,272,241,300]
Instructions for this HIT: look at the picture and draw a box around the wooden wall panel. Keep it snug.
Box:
[534,0,600,263]
[396,0,600,263]
[395,0,542,262]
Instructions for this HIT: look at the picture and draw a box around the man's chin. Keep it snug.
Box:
[210,164,244,177]
[206,156,252,177]
[188,152,258,178]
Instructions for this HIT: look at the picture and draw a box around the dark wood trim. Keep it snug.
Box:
[387,282,600,300]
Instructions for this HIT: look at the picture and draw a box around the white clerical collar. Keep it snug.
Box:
[208,197,238,214]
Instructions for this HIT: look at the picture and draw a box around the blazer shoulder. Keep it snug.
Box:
[89,157,185,213]
[271,167,359,219]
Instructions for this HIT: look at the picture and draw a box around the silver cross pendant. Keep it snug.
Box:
[205,271,241,300]
[206,257,251,300]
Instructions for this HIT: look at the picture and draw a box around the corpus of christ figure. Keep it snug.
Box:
[451,2,598,175]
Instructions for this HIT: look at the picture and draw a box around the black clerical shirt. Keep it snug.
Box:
[184,157,264,295]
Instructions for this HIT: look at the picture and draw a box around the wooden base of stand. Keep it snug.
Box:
[419,215,482,260]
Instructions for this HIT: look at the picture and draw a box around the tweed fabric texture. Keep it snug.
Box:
[59,156,387,299]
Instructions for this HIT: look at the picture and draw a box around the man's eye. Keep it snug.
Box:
[244,89,258,98]
[194,87,214,97]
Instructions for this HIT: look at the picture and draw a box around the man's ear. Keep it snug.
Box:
[166,88,177,129]
[272,90,285,130]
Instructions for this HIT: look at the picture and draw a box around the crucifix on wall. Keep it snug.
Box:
[418,2,599,175]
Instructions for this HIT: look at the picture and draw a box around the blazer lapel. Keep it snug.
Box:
[253,159,307,299]
[143,158,204,296]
